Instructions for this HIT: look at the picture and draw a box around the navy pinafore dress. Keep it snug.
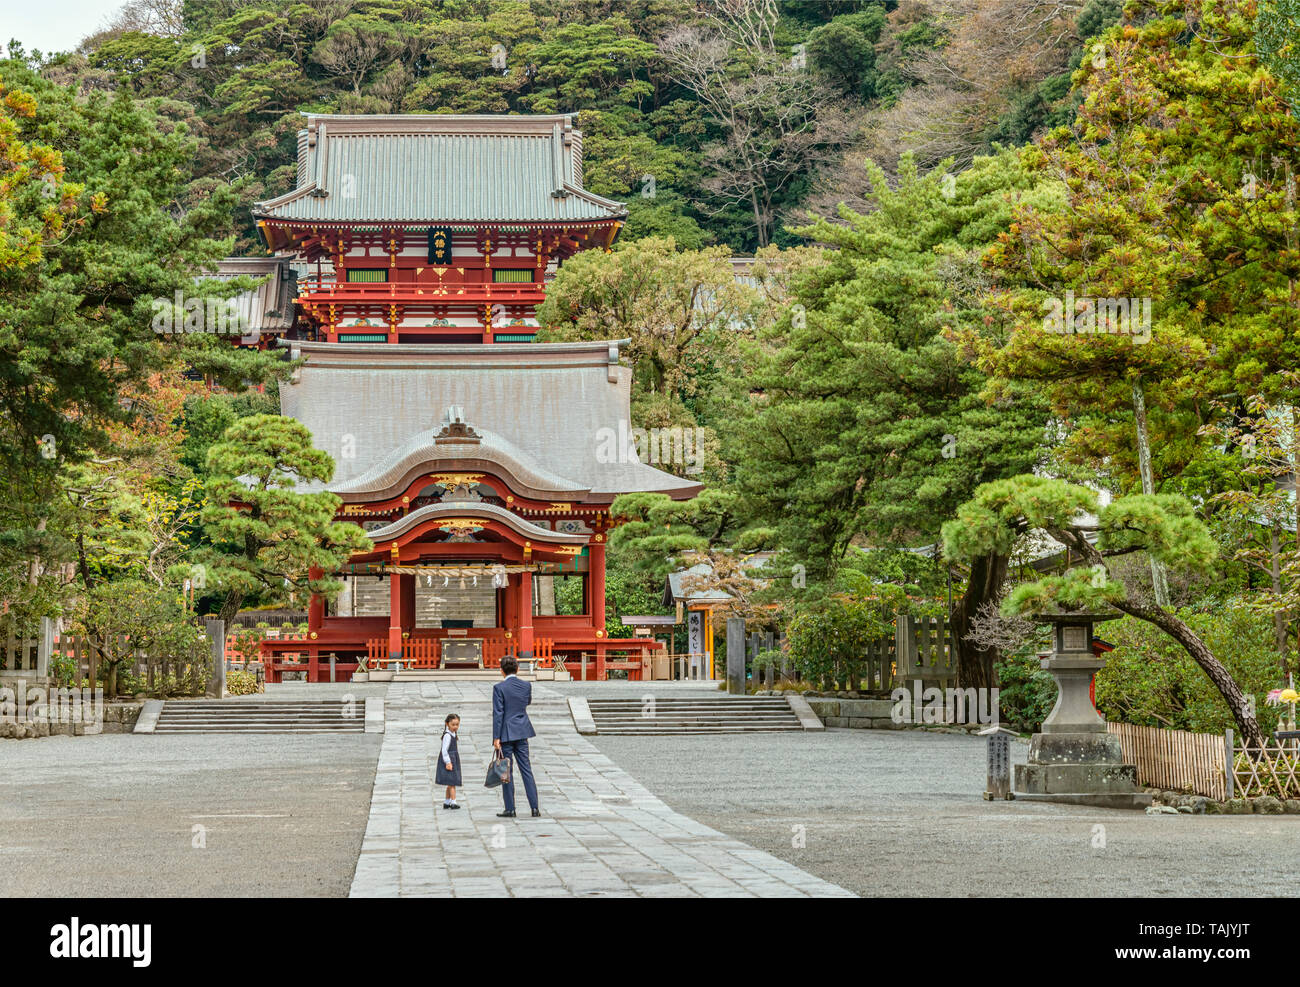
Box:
[436,730,462,786]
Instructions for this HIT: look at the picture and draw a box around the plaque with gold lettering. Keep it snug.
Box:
[427,227,452,264]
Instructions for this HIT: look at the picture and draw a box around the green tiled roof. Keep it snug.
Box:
[254,114,626,225]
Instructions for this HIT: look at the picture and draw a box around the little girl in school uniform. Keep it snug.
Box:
[437,713,463,809]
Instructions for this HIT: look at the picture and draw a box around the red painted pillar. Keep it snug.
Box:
[388,572,403,660]
[589,539,607,638]
[518,570,534,661]
[400,574,416,635]
[307,565,324,632]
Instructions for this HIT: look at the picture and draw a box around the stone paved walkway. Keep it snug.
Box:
[349,681,853,897]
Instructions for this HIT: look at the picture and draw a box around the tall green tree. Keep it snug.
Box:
[729,149,1052,690]
[199,415,372,624]
[944,475,1267,747]
[0,59,244,622]
[980,0,1300,607]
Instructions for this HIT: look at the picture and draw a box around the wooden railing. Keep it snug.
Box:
[362,636,553,671]
[297,279,547,305]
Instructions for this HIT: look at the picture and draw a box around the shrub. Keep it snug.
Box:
[226,669,263,696]
[787,589,900,689]
[1094,605,1285,736]
[995,648,1057,732]
[48,652,78,689]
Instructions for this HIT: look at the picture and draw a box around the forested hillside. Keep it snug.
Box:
[6,0,1300,740]
[18,0,1123,252]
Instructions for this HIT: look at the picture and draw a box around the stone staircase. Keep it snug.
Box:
[150,700,368,734]
[578,695,820,736]
[390,668,535,682]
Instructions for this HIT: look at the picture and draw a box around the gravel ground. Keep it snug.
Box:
[0,685,381,897]
[590,726,1299,897]
[6,677,1293,899]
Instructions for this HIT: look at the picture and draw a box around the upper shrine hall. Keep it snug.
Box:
[253,113,626,345]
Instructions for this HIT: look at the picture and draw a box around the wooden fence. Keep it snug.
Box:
[730,614,958,692]
[896,615,958,686]
[1107,722,1228,800]
[1229,737,1300,799]
[745,630,790,688]
[0,622,211,697]
[0,623,49,675]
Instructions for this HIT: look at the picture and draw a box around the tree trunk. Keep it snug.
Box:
[1270,525,1289,675]
[949,550,1008,692]
[217,590,244,626]
[1111,595,1266,749]
[750,187,768,248]
[1131,377,1170,606]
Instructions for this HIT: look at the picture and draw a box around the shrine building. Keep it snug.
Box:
[250,114,699,680]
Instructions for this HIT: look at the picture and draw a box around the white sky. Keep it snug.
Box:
[3,0,126,56]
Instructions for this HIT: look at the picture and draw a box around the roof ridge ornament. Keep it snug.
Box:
[435,405,481,444]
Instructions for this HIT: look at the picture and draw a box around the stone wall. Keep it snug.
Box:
[805,698,900,730]
[0,702,142,739]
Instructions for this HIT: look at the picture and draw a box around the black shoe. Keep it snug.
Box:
[497,810,516,818]
[448,803,461,810]
[530,809,541,817]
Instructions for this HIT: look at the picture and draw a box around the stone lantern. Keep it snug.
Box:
[1013,610,1151,809]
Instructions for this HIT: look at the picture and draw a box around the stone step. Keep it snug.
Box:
[589,700,791,706]
[588,703,792,711]
[587,705,798,713]
[155,718,361,725]
[591,717,797,724]
[592,727,803,734]
[155,715,362,722]
[163,705,358,711]
[154,723,364,728]
[153,727,365,734]
[151,699,370,734]
[156,709,355,712]
[584,695,805,734]
[392,672,534,681]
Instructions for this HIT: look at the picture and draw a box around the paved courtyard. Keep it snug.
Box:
[0,699,381,897]
[4,677,1298,898]
[580,697,1300,898]
[349,681,851,897]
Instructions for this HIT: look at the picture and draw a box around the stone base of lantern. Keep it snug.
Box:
[1030,730,1125,764]
[1014,733,1151,809]
[1011,790,1153,810]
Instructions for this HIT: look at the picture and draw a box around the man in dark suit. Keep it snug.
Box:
[493,655,540,818]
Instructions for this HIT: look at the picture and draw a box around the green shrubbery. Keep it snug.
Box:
[994,606,1288,736]
[1093,606,1286,736]
[995,647,1056,733]
[226,669,263,696]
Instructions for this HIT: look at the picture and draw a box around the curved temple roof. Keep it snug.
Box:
[362,502,587,545]
[331,424,590,501]
[279,339,701,503]
[254,114,626,225]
